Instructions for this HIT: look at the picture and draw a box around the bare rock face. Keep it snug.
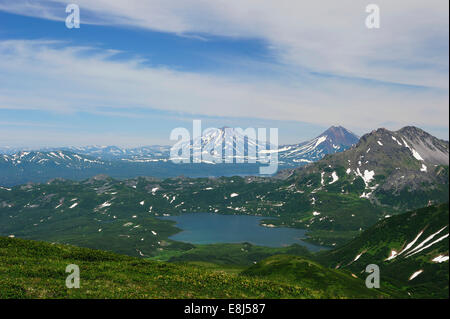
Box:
[398,126,449,165]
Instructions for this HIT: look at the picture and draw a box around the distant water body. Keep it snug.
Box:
[159,213,326,252]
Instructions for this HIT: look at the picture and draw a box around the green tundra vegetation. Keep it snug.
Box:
[0,236,386,299]
[315,203,449,299]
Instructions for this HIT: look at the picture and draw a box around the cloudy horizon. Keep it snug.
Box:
[0,0,448,148]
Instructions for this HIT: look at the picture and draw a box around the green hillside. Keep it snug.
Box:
[242,255,394,298]
[0,236,385,299]
[315,203,449,298]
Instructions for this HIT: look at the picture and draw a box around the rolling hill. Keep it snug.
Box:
[241,255,395,298]
[0,236,385,299]
[315,203,449,298]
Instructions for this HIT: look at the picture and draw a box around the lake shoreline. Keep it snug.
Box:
[158,212,326,252]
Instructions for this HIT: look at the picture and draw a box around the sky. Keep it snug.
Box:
[0,0,448,148]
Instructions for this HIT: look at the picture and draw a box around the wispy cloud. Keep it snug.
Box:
[1,0,448,88]
[0,39,447,133]
[0,1,448,146]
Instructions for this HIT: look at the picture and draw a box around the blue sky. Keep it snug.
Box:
[0,0,448,147]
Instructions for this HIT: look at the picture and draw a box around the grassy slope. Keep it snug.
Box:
[315,203,449,298]
[242,255,395,299]
[0,236,317,299]
[2,236,384,299]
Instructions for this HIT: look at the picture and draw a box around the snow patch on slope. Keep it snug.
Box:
[409,270,423,281]
[432,255,449,263]
[329,172,338,184]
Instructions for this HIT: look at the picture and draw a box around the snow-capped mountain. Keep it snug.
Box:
[52,145,171,161]
[0,146,24,155]
[0,150,113,186]
[277,126,359,166]
[0,126,357,167]
[171,127,275,164]
[0,146,172,160]
[0,151,104,168]
[169,125,359,165]
[0,125,361,185]
[332,126,449,190]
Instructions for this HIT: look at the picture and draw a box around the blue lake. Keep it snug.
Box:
[159,213,325,252]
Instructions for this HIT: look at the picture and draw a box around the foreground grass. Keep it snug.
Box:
[242,255,396,298]
[0,236,334,299]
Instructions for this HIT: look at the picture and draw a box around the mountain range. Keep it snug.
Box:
[0,126,359,186]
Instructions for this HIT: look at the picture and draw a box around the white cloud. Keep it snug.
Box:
[1,0,448,89]
[0,39,448,135]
